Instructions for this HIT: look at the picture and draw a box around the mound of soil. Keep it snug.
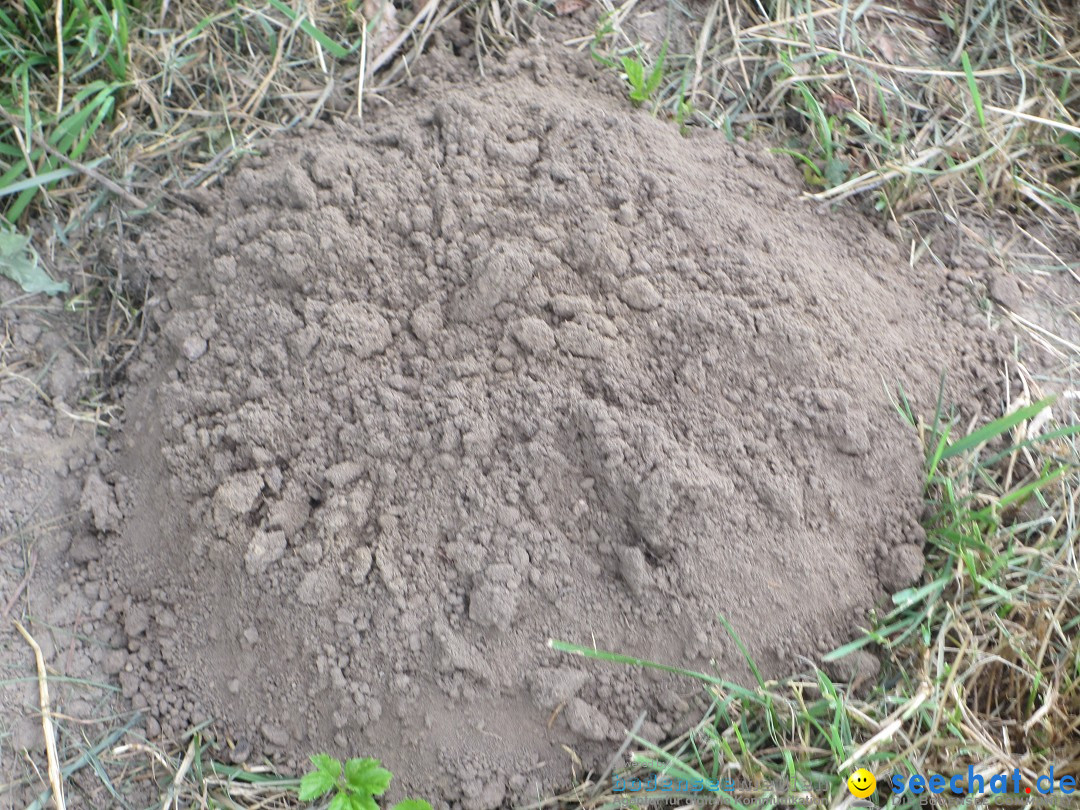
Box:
[88,43,1001,806]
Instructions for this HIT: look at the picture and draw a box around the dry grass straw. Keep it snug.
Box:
[12,620,65,810]
[7,730,303,810]
[584,0,1079,239]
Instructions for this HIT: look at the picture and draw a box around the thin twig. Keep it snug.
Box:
[0,549,38,620]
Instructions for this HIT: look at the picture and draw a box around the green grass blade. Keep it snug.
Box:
[941,397,1054,460]
[548,639,725,687]
[266,0,356,58]
[960,51,986,128]
[0,157,108,197]
[716,613,765,687]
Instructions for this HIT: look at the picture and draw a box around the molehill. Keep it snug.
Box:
[82,43,1002,808]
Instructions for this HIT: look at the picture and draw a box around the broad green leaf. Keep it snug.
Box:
[354,793,380,810]
[345,758,393,796]
[0,231,68,295]
[393,799,434,810]
[298,769,337,801]
[329,793,352,810]
[312,753,343,778]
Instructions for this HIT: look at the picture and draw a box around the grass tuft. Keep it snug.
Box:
[582,0,1080,236]
[542,390,1079,808]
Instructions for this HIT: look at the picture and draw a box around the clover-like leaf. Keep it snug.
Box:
[345,757,393,796]
[299,754,342,800]
[312,753,343,779]
[299,769,338,801]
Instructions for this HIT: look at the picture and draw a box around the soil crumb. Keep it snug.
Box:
[90,42,1002,806]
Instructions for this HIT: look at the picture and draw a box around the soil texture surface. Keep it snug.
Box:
[18,39,1007,808]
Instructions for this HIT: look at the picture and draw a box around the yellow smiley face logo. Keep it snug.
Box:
[847,768,876,798]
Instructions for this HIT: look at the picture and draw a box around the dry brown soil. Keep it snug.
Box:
[0,24,1045,810]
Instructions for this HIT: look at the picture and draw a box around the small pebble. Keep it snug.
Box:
[181,335,208,361]
[231,738,251,763]
[618,276,663,311]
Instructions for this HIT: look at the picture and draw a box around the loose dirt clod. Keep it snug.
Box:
[93,44,1002,805]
